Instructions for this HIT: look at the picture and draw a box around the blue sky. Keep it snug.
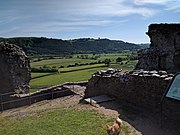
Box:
[0,0,180,43]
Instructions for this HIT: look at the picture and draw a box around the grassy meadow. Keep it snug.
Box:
[30,52,137,92]
[0,108,130,135]
[30,66,108,92]
[31,58,96,68]
[0,109,111,135]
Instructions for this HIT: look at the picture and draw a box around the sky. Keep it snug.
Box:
[0,0,180,43]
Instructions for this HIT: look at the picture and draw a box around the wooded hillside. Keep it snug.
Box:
[0,37,142,56]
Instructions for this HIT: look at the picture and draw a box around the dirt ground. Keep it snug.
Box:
[0,85,179,135]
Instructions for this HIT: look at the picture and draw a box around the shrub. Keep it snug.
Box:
[59,65,64,68]
[31,65,58,73]
[116,57,122,63]
[104,58,111,66]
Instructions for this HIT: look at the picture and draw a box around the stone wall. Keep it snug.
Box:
[85,24,180,120]
[85,69,172,109]
[136,24,180,73]
[1,81,87,111]
[0,42,31,94]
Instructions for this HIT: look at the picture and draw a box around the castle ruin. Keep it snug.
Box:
[0,42,31,94]
[85,24,180,111]
[136,24,180,73]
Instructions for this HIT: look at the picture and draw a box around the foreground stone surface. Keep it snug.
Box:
[0,42,31,94]
[136,24,180,73]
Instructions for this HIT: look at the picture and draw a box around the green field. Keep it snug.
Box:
[59,64,106,72]
[30,58,97,68]
[30,66,108,92]
[31,73,54,79]
[30,61,137,92]
[98,54,127,61]
[30,52,135,68]
[0,108,130,135]
[30,53,137,92]
[0,109,110,135]
[110,60,138,71]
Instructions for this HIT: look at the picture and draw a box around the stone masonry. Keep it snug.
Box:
[0,42,31,94]
[85,69,172,109]
[136,24,180,73]
[85,24,180,111]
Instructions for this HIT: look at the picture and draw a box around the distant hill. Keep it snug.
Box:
[0,37,142,56]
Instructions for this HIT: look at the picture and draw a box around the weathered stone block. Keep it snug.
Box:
[0,42,31,94]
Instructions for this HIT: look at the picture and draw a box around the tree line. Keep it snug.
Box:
[0,37,141,57]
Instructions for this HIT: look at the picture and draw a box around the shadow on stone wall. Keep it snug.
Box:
[85,69,172,109]
[0,81,87,111]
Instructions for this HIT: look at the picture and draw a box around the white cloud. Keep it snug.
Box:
[13,0,155,17]
[2,0,179,39]
[62,0,155,17]
[0,0,156,36]
[19,19,128,33]
[165,1,180,12]
[134,0,169,5]
[134,0,180,12]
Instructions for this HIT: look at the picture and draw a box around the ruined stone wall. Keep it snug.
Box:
[85,69,172,108]
[0,42,31,94]
[136,24,180,73]
[1,81,87,110]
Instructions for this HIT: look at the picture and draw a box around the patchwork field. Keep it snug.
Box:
[31,58,97,68]
[30,52,138,92]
